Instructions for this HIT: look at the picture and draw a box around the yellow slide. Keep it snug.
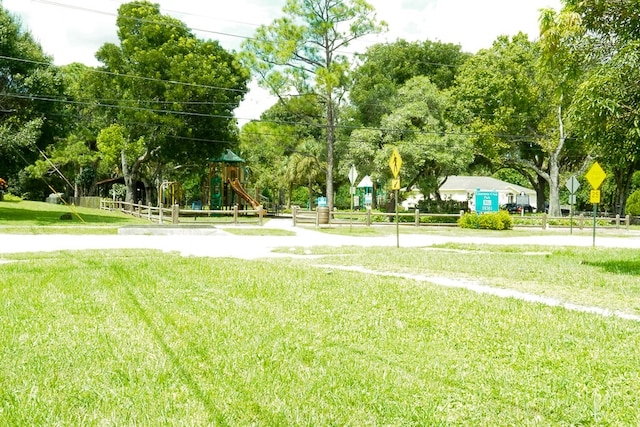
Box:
[229,179,261,210]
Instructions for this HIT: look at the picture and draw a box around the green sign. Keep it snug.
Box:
[476,190,499,213]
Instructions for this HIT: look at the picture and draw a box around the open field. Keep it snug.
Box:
[2,246,640,425]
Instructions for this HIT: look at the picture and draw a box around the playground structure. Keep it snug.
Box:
[205,149,261,211]
[159,181,183,207]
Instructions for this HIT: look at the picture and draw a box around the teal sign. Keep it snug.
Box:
[317,197,327,207]
[476,190,499,213]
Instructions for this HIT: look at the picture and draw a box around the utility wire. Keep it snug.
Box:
[0,55,247,95]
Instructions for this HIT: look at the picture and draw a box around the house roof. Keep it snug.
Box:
[439,176,535,194]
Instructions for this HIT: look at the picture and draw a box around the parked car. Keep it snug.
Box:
[501,203,534,214]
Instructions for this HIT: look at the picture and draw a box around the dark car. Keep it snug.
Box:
[501,203,534,214]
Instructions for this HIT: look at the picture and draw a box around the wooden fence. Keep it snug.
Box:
[292,206,463,227]
[100,199,264,225]
[292,206,634,231]
[512,213,632,231]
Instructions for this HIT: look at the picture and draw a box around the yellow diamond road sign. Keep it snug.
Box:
[389,148,402,178]
[586,162,606,189]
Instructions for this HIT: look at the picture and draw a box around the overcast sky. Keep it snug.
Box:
[2,0,563,121]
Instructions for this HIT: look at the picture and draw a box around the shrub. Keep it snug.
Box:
[626,190,640,216]
[458,210,513,230]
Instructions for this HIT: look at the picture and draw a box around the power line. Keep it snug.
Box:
[0,55,248,95]
[3,88,555,142]
[31,0,253,41]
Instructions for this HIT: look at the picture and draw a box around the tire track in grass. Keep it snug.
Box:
[315,265,640,322]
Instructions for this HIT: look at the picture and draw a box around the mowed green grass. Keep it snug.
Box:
[1,249,640,425]
[0,200,149,232]
[294,244,640,316]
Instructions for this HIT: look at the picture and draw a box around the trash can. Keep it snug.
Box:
[317,206,330,225]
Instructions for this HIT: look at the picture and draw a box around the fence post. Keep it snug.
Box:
[292,206,298,226]
[542,213,547,230]
[258,206,264,226]
[233,205,239,225]
[615,214,621,229]
[366,207,371,227]
[626,214,630,231]
[579,213,584,230]
[171,204,179,225]
[415,208,420,227]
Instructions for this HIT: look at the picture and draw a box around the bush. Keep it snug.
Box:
[626,190,640,216]
[458,210,513,230]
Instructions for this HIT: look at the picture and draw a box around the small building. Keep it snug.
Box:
[438,176,537,211]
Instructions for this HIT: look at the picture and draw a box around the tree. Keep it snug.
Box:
[242,0,386,210]
[452,34,551,208]
[240,95,325,208]
[93,1,249,204]
[563,0,640,215]
[350,39,470,127]
[571,42,640,215]
[382,76,473,197]
[345,76,473,203]
[563,0,640,42]
[0,5,66,188]
[537,8,591,217]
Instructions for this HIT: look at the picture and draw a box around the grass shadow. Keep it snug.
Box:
[582,260,640,276]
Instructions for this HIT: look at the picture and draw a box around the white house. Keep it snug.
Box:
[438,176,537,211]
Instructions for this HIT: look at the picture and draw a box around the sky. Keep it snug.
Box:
[2,0,563,122]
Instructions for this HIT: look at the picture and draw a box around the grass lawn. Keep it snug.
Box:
[2,249,640,425]
[0,200,150,233]
[287,244,640,317]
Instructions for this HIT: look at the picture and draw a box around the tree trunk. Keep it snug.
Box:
[533,176,546,213]
[141,177,153,206]
[614,168,633,216]
[547,105,567,217]
[121,149,137,205]
[326,96,335,211]
[547,151,561,216]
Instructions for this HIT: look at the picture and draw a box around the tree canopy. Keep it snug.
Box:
[350,40,469,127]
[92,1,249,203]
[0,5,65,185]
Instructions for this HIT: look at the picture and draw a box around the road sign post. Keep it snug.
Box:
[389,149,402,248]
[585,162,606,247]
[565,175,580,234]
[348,165,358,231]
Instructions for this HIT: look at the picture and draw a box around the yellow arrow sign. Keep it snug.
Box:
[389,148,402,178]
[586,162,606,189]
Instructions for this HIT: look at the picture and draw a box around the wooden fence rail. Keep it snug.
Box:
[292,206,463,227]
[100,199,264,225]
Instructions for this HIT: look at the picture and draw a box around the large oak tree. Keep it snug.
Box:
[93,1,249,204]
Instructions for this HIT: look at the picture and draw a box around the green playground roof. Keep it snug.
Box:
[209,149,245,163]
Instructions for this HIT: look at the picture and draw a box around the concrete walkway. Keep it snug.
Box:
[1,218,640,259]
